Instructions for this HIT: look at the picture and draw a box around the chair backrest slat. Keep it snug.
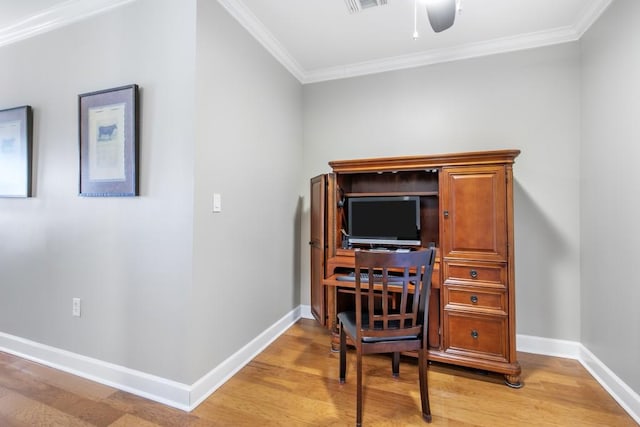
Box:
[354,249,436,341]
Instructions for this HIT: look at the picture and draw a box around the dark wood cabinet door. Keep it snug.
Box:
[440,166,507,262]
[310,174,326,325]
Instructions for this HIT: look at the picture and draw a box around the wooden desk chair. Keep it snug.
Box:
[338,248,436,426]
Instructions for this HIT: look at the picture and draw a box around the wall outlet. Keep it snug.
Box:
[72,298,81,317]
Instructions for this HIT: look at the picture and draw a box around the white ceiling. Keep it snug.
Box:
[0,0,612,83]
[221,0,612,82]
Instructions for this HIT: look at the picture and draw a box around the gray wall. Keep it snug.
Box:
[2,0,637,398]
[189,0,303,382]
[302,43,583,341]
[0,0,197,382]
[581,0,640,393]
[0,0,303,386]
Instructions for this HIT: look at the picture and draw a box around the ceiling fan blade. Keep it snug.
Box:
[425,0,456,33]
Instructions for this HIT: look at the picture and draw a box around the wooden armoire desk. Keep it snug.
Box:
[310,150,522,387]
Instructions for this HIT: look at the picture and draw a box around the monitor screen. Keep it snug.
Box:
[347,196,421,246]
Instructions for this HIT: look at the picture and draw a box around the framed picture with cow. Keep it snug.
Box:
[0,105,33,197]
[79,84,139,196]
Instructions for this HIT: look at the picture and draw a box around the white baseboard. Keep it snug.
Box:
[0,305,303,411]
[188,305,302,409]
[579,345,640,425]
[516,333,582,359]
[517,334,640,424]
[1,315,636,423]
[299,304,313,320]
[0,331,191,410]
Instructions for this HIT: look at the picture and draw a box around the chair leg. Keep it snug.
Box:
[356,349,363,427]
[418,348,432,422]
[339,323,346,383]
[392,351,400,377]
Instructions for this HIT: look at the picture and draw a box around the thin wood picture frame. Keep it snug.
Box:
[79,84,139,197]
[0,105,33,198]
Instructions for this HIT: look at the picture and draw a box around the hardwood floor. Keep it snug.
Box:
[0,318,636,426]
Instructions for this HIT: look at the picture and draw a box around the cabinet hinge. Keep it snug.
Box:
[438,327,442,336]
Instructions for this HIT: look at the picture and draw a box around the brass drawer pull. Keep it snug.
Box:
[470,295,478,304]
[471,330,479,339]
[470,269,478,279]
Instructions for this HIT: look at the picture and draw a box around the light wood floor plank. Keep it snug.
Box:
[0,392,94,426]
[0,318,636,426]
[12,360,117,400]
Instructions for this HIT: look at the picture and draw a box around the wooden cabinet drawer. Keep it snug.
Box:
[443,311,508,362]
[444,286,506,314]
[444,261,506,288]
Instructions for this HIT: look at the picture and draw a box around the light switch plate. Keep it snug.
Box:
[72,298,81,317]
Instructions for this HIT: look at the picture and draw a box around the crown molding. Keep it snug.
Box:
[1,0,613,84]
[216,0,306,82]
[218,0,613,85]
[573,0,613,38]
[0,0,137,48]
[303,25,580,84]
[303,0,613,84]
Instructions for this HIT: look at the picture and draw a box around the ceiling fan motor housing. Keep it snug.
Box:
[426,0,457,32]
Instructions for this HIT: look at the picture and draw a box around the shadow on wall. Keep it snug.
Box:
[292,196,303,307]
[513,179,573,339]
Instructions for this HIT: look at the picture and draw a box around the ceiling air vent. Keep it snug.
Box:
[344,0,388,14]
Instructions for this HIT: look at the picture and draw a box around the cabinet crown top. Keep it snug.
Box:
[329,149,520,173]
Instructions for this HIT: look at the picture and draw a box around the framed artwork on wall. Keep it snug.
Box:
[79,84,139,197]
[0,105,33,198]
